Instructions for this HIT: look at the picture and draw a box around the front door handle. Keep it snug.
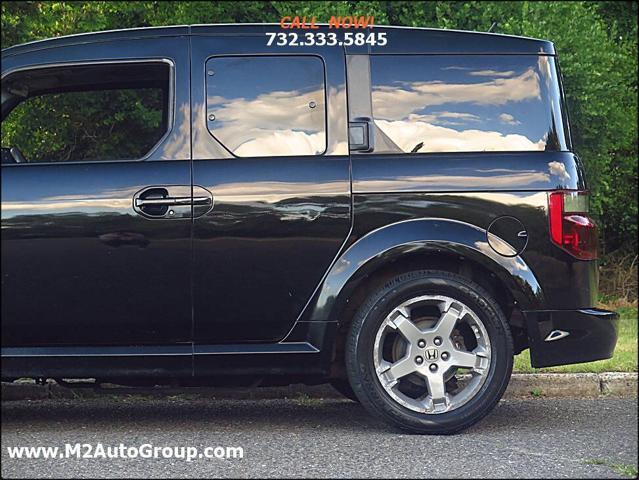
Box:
[134,196,211,208]
[133,186,213,219]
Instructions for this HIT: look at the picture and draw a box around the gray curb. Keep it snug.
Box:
[2,373,637,402]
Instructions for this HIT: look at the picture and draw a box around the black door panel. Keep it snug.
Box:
[190,37,351,343]
[192,157,351,343]
[1,162,192,346]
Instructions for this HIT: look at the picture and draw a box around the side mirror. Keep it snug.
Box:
[1,146,26,164]
[10,147,27,163]
[1,147,15,164]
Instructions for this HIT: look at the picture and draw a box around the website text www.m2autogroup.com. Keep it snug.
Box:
[6,443,244,462]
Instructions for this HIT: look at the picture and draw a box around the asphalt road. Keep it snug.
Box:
[1,396,637,478]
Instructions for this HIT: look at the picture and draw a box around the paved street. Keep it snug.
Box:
[1,396,637,478]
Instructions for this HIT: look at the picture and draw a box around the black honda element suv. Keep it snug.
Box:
[1,24,618,434]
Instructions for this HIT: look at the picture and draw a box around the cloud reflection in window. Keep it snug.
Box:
[206,56,326,157]
[369,55,559,153]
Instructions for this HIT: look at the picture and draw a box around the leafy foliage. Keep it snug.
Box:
[4,89,164,162]
[1,1,637,251]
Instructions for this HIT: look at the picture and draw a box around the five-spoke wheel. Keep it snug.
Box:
[373,295,491,414]
[345,270,513,434]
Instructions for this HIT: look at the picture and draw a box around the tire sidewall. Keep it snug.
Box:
[346,271,513,434]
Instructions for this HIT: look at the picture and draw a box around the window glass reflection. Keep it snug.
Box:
[2,63,169,163]
[206,56,326,157]
[369,55,567,153]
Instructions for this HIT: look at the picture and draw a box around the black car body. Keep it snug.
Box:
[1,24,618,433]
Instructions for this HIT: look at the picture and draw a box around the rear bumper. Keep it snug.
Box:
[523,308,619,368]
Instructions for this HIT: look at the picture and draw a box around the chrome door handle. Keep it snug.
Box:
[133,186,214,219]
[192,196,213,206]
[135,196,190,207]
[134,196,211,207]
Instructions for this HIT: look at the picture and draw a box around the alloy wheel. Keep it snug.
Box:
[373,295,492,414]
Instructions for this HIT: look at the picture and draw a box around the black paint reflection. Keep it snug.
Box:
[1,161,192,347]
[192,156,351,344]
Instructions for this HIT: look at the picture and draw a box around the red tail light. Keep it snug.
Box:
[548,191,598,260]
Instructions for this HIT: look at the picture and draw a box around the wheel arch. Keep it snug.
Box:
[301,218,544,322]
[293,218,542,363]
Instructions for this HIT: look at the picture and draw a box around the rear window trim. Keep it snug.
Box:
[0,58,175,166]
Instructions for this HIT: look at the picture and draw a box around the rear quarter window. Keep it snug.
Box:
[205,55,326,157]
[368,54,568,154]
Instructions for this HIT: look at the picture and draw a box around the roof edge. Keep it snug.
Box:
[2,23,554,57]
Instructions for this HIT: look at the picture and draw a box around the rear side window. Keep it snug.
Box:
[1,62,170,164]
[367,55,568,154]
[205,55,326,157]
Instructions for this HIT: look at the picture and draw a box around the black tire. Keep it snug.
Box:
[345,270,513,434]
[329,378,360,402]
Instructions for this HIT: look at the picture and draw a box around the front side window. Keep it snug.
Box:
[205,55,326,157]
[368,54,568,154]
[1,62,170,164]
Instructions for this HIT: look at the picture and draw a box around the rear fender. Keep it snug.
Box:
[298,218,545,324]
